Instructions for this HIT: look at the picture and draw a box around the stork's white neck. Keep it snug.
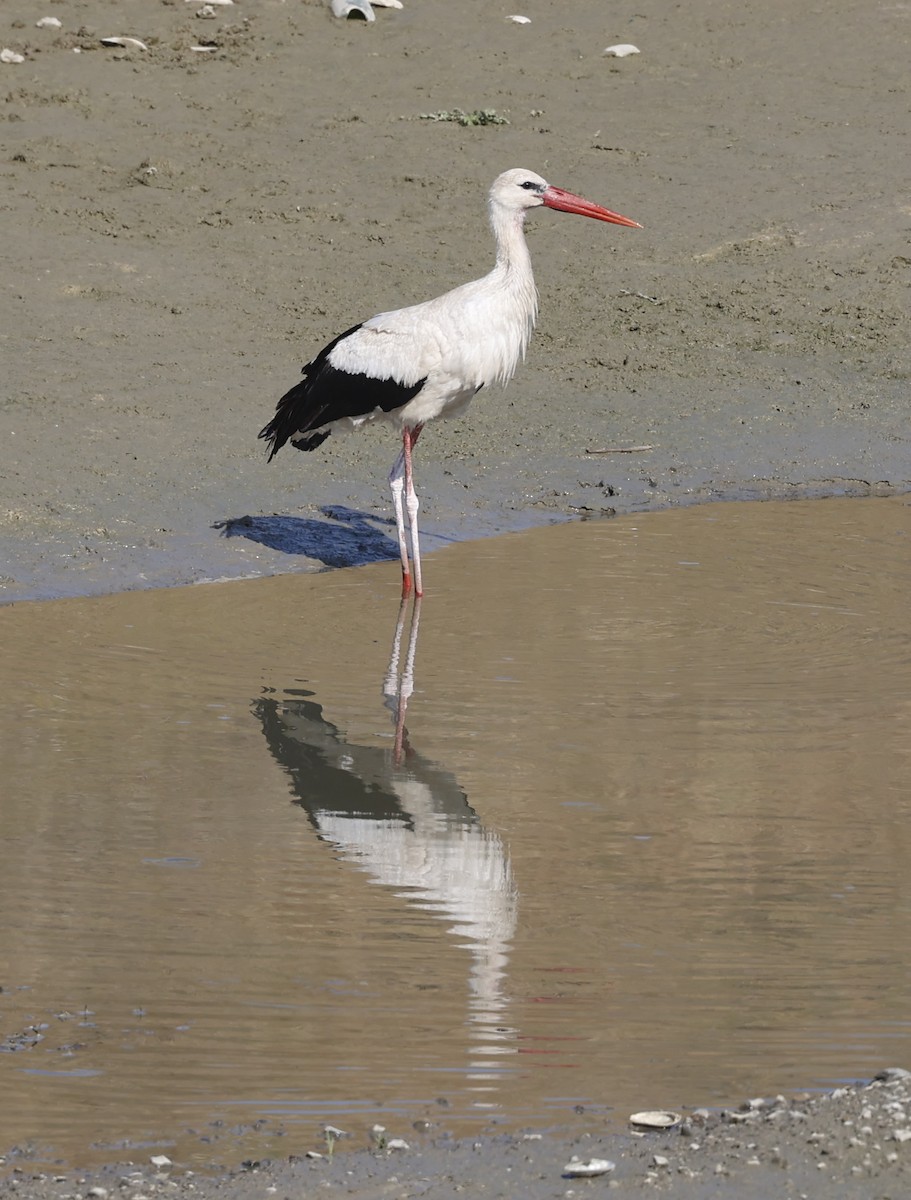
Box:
[489,199,534,278]
[469,197,538,387]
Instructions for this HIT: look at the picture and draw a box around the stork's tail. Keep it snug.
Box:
[259,375,318,461]
[260,323,365,461]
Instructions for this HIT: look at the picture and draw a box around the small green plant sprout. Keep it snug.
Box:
[323,1125,347,1158]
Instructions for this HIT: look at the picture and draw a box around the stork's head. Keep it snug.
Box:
[490,168,641,228]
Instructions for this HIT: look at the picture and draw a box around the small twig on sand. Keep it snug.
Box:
[585,445,655,454]
[619,289,662,304]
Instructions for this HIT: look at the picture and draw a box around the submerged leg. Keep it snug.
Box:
[394,596,422,763]
[403,424,424,598]
[382,596,423,765]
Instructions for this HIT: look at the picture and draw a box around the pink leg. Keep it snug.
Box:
[403,424,424,599]
[389,425,424,599]
[388,445,410,594]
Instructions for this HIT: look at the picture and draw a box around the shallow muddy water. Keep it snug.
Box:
[1,496,910,1170]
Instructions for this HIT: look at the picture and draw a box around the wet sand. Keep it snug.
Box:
[3,1073,911,1199]
[1,0,909,601]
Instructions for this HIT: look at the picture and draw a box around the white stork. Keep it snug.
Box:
[259,168,641,597]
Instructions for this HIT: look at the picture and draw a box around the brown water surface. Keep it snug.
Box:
[1,497,910,1168]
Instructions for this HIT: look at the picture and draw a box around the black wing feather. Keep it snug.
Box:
[259,323,428,461]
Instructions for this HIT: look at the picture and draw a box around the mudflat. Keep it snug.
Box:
[1,0,908,600]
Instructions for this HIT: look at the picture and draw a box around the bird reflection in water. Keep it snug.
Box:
[383,596,422,765]
[253,599,519,1095]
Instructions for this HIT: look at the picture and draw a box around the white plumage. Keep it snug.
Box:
[260,168,640,597]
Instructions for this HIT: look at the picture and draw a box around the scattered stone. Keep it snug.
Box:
[724,1109,754,1123]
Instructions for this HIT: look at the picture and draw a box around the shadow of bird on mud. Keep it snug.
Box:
[213,504,400,569]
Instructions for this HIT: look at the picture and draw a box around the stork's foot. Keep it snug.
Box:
[400,572,423,599]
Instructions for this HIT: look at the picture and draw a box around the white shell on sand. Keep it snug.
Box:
[603,43,640,57]
[563,1158,616,1178]
[507,15,532,23]
[331,0,376,19]
[629,1110,682,1130]
[1,47,26,62]
[36,17,63,28]
[331,0,403,17]
[100,36,149,50]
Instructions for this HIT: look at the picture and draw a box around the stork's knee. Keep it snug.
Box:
[406,490,420,522]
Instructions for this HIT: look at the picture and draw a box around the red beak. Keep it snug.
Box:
[542,185,641,228]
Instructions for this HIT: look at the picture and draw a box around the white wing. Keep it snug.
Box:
[327,304,447,386]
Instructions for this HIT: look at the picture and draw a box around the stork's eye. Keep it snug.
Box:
[519,180,540,190]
